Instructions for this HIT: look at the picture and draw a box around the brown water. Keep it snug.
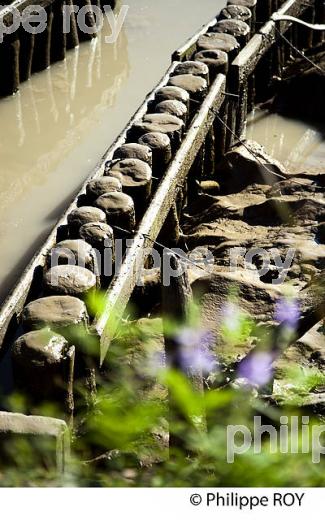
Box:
[0,0,222,302]
[247,108,325,174]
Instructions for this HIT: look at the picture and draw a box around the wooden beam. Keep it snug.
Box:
[172,16,218,62]
[94,74,226,365]
[0,411,70,472]
[231,0,313,88]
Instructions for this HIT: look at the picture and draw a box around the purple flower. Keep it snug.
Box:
[175,328,217,375]
[238,352,274,387]
[275,297,300,329]
[222,302,242,333]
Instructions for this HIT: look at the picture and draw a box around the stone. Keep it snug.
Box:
[48,239,98,272]
[212,19,250,47]
[218,5,252,25]
[191,269,281,364]
[12,328,71,400]
[155,100,188,124]
[266,177,323,198]
[275,322,325,377]
[242,197,325,226]
[182,186,324,286]
[95,191,136,231]
[86,176,122,202]
[172,60,209,82]
[22,295,89,331]
[168,74,208,103]
[197,32,240,60]
[79,221,114,250]
[138,132,172,177]
[108,158,152,211]
[155,85,190,108]
[43,265,97,298]
[216,140,288,194]
[129,113,184,151]
[67,206,106,236]
[194,49,228,80]
[113,143,152,167]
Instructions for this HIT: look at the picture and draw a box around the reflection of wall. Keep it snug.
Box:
[0,21,129,212]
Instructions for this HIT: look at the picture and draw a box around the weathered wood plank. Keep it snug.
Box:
[0,411,70,472]
[172,16,218,62]
[231,0,313,87]
[94,74,226,365]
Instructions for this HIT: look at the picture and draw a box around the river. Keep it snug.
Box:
[0,0,223,303]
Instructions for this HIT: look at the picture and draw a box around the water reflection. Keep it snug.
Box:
[0,18,129,302]
[0,26,129,205]
[0,0,221,303]
[247,109,325,174]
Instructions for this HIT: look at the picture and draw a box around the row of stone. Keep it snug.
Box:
[10,63,212,406]
[10,2,259,408]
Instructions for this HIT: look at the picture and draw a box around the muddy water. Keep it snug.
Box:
[247,108,325,174]
[0,0,223,303]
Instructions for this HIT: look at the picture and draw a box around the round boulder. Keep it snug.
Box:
[113,143,152,167]
[108,158,152,210]
[155,99,188,124]
[67,206,106,237]
[86,177,122,202]
[95,191,136,232]
[197,32,240,60]
[129,113,184,151]
[194,49,228,80]
[22,295,89,331]
[43,265,98,298]
[138,132,172,177]
[48,239,98,273]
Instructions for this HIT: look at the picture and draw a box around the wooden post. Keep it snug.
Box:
[194,50,229,164]
[32,5,53,72]
[256,0,272,23]
[12,330,75,420]
[188,144,205,202]
[227,0,257,32]
[130,113,184,153]
[65,0,80,50]
[159,203,181,247]
[0,32,20,97]
[19,28,34,83]
[219,5,253,30]
[161,252,205,450]
[75,0,97,41]
[51,0,67,63]
[314,0,325,46]
[212,19,251,48]
[108,158,153,219]
[0,412,70,473]
[138,132,172,178]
